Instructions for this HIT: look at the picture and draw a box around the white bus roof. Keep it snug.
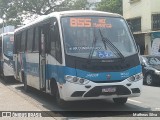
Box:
[15,10,122,33]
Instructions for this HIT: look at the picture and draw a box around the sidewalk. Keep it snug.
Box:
[0,79,62,120]
[0,79,41,111]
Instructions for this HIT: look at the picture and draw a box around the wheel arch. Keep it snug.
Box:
[144,70,154,78]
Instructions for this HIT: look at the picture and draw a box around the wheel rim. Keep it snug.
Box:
[146,74,152,85]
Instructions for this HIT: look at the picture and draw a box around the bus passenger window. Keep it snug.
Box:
[33,27,39,52]
[27,28,34,52]
[17,33,22,53]
[21,31,27,52]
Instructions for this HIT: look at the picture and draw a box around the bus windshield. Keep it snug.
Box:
[61,16,137,59]
[3,34,14,58]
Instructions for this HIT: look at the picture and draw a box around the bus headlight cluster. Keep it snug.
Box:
[65,75,90,85]
[127,73,143,82]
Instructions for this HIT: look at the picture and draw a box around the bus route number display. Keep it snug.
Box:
[70,18,91,27]
[70,18,112,28]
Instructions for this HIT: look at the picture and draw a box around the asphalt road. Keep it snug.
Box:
[0,77,160,119]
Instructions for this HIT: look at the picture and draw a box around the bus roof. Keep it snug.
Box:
[15,10,122,33]
[54,10,121,17]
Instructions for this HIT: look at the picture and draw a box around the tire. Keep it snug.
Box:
[3,76,10,83]
[145,74,154,86]
[55,87,67,107]
[50,80,57,98]
[1,72,10,83]
[113,97,128,104]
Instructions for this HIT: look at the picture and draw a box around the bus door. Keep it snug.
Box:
[39,23,49,91]
[13,33,21,80]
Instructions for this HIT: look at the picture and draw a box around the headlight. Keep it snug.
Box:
[155,70,160,75]
[128,73,143,82]
[65,75,90,85]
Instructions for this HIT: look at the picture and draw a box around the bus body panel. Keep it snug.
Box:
[22,52,40,89]
[59,77,142,101]
[43,64,142,100]
[45,64,141,83]
[2,56,14,76]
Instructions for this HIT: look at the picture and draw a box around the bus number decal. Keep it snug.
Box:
[70,18,91,27]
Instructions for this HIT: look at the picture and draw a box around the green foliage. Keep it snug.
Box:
[0,0,22,27]
[64,0,89,10]
[0,0,89,27]
[96,0,123,15]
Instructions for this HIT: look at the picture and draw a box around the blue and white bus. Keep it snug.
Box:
[0,32,14,79]
[13,10,143,106]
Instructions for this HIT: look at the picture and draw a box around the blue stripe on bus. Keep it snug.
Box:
[23,62,141,84]
[46,65,142,83]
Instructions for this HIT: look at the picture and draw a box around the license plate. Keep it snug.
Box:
[102,87,116,93]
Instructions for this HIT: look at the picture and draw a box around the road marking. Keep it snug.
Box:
[128,99,142,104]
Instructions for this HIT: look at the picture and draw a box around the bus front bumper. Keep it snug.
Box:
[58,78,143,101]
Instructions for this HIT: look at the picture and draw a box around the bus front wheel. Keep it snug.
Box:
[113,97,128,104]
[56,88,67,107]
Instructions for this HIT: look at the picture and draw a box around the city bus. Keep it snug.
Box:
[13,10,143,106]
[0,32,14,79]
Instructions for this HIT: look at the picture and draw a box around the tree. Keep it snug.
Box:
[64,0,89,10]
[14,0,89,14]
[0,0,89,27]
[0,0,22,27]
[96,0,122,15]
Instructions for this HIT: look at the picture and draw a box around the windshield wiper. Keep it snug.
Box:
[88,28,97,59]
[99,29,125,60]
